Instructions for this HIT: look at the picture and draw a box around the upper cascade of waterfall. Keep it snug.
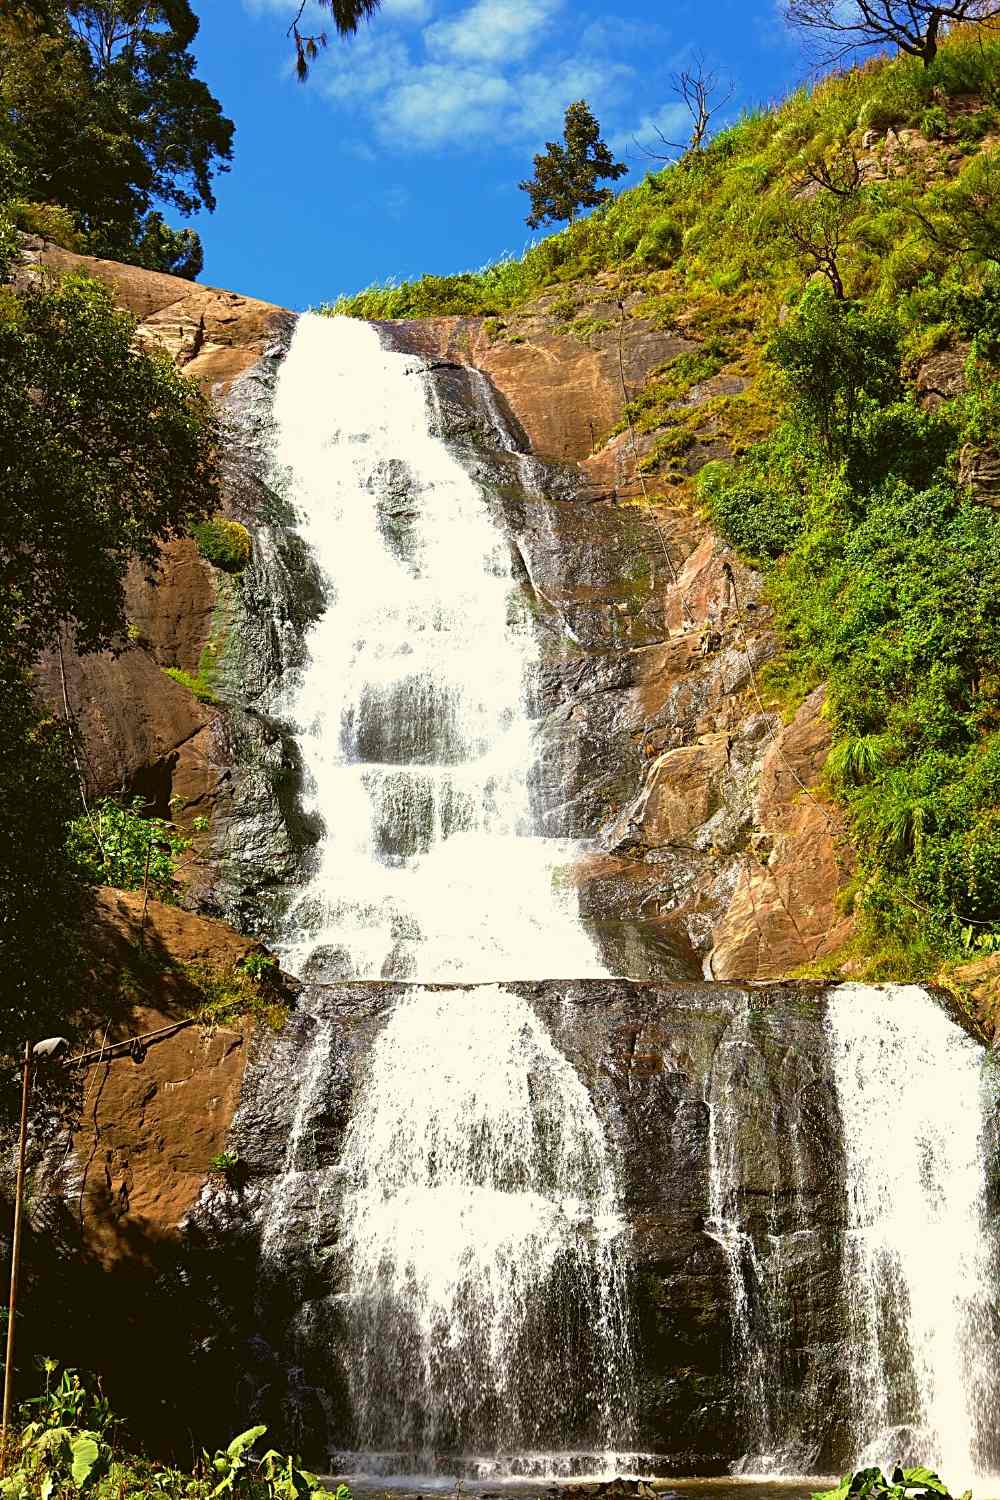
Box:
[264,313,605,983]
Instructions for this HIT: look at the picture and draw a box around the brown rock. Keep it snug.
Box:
[641,735,731,844]
[27,241,287,397]
[383,306,694,462]
[125,538,216,674]
[65,890,258,1266]
[959,442,1000,507]
[949,954,1000,1042]
[709,688,854,979]
[35,640,212,814]
[916,344,970,407]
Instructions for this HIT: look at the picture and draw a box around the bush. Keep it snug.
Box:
[814,1465,969,1500]
[66,798,192,897]
[192,515,251,572]
[634,215,682,267]
[920,105,949,139]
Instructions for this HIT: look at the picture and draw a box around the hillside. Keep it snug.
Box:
[331,23,1000,987]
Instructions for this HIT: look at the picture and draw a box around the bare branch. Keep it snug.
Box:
[636,53,735,164]
[782,0,1000,68]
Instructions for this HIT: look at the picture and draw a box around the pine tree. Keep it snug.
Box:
[519,100,627,230]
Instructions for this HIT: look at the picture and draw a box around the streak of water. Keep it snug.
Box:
[335,985,634,1462]
[826,983,999,1482]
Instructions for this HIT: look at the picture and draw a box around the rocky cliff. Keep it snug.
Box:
[20,244,864,1463]
[27,242,852,983]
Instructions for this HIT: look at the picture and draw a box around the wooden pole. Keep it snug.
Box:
[2,1042,32,1472]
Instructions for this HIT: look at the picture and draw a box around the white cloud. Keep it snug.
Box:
[381,0,435,23]
[424,0,562,64]
[318,31,413,101]
[509,57,633,139]
[380,63,514,145]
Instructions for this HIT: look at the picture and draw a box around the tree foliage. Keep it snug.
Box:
[0,273,218,667]
[0,2,232,272]
[519,100,627,230]
[0,259,219,1080]
[782,0,1000,66]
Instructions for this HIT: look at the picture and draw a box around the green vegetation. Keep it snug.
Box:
[1,1368,348,1500]
[328,20,1000,975]
[65,799,200,899]
[193,517,253,573]
[0,2,232,273]
[813,1467,970,1500]
[0,196,219,1106]
[184,956,290,1032]
[519,100,627,229]
[163,663,218,704]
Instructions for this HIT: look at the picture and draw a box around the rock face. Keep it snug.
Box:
[26,244,852,974]
[31,976,853,1472]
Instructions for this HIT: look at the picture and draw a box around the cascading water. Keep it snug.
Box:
[705,1002,828,1474]
[334,984,633,1470]
[251,314,628,1472]
[265,312,606,982]
[827,983,999,1481]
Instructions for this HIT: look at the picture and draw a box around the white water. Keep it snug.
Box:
[265,313,605,982]
[827,983,998,1482]
[255,315,625,1467]
[334,985,634,1464]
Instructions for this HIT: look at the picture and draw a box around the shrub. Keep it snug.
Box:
[192,516,252,572]
[634,215,682,267]
[920,105,949,139]
[66,798,191,897]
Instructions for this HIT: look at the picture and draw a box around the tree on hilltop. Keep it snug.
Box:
[782,0,1000,67]
[520,101,628,230]
[0,2,232,273]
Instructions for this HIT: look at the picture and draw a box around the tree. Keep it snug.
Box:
[782,0,1000,67]
[637,55,735,162]
[520,101,627,230]
[0,4,232,271]
[0,250,220,1085]
[0,273,219,666]
[289,0,381,79]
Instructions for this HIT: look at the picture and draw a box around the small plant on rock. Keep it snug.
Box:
[192,516,252,573]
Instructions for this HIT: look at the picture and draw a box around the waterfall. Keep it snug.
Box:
[827,983,999,1481]
[705,1000,827,1475]
[247,314,629,1471]
[333,984,634,1470]
[264,312,606,982]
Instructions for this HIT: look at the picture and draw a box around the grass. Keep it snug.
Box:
[320,20,1000,979]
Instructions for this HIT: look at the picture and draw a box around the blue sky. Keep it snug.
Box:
[186,0,808,310]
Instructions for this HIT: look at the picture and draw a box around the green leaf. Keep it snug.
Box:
[225,1425,267,1461]
[40,1476,55,1500]
[70,1432,102,1490]
[901,1470,950,1495]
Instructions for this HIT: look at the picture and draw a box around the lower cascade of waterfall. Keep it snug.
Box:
[826,984,998,1483]
[332,986,634,1472]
